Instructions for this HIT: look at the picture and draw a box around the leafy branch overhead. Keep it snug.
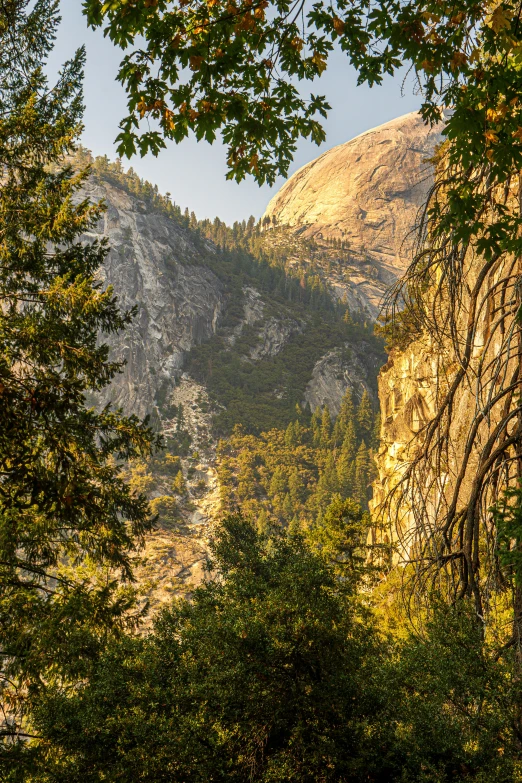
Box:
[84,0,522,184]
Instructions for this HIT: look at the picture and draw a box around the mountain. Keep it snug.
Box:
[77,112,440,606]
[263,112,443,316]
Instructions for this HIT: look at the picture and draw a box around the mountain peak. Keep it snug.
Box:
[263,111,443,315]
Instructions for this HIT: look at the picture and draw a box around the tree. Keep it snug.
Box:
[354,441,371,509]
[311,405,322,447]
[320,404,332,447]
[337,422,357,495]
[32,516,386,782]
[332,387,354,446]
[0,0,156,766]
[307,496,368,581]
[82,0,507,187]
[356,389,373,442]
[79,0,470,182]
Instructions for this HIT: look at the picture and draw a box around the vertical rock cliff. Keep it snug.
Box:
[371,175,522,572]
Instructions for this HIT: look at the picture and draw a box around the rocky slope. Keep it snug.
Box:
[263,112,443,316]
[80,163,382,605]
[82,175,224,420]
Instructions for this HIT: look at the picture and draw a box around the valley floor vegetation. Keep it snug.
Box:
[2,1,522,782]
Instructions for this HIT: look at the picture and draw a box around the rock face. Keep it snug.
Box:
[82,177,224,420]
[371,178,522,563]
[304,342,381,415]
[249,316,303,360]
[264,112,443,315]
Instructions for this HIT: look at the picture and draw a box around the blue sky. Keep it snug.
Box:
[50,4,421,224]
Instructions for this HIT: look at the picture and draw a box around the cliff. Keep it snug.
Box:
[82,175,225,420]
[370,174,522,572]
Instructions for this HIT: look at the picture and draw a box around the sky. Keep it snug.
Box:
[49,4,422,225]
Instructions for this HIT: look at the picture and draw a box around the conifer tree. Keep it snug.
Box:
[320,405,332,447]
[288,468,305,506]
[371,411,382,451]
[268,466,287,499]
[311,405,322,447]
[0,1,155,760]
[332,388,354,446]
[316,453,339,509]
[354,441,371,509]
[282,493,293,521]
[336,422,357,497]
[284,420,296,449]
[356,390,373,442]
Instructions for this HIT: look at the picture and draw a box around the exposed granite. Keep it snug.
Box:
[264,112,443,315]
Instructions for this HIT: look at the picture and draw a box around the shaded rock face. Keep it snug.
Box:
[304,343,381,415]
[264,112,443,315]
[83,178,224,420]
[249,316,303,360]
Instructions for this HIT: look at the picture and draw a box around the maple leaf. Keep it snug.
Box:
[421,59,435,72]
[189,55,204,70]
[333,16,345,34]
[450,51,467,70]
[137,97,148,118]
[164,109,176,130]
[487,5,513,33]
[312,51,327,74]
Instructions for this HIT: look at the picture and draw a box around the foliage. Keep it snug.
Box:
[0,0,156,769]
[82,0,507,187]
[29,516,386,782]
[26,520,522,782]
[217,388,379,524]
[493,486,522,589]
[372,600,522,783]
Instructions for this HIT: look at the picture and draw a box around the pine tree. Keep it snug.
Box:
[320,405,332,447]
[371,411,382,451]
[354,441,371,509]
[284,420,296,449]
[356,390,373,442]
[288,468,305,506]
[336,422,357,497]
[268,466,287,499]
[332,388,354,446]
[311,406,322,447]
[282,493,294,521]
[0,2,155,761]
[315,453,339,508]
